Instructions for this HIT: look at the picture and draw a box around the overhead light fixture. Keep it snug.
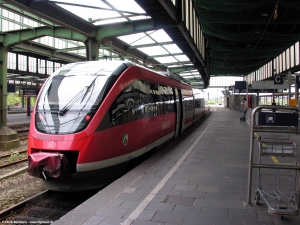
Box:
[262,13,268,16]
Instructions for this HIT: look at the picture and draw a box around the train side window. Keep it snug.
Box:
[195,99,200,108]
[160,85,169,114]
[169,89,175,113]
[160,85,174,114]
[167,86,175,113]
[184,96,194,118]
[133,80,147,120]
[149,83,160,116]
[185,98,190,111]
[110,84,135,126]
[146,84,154,117]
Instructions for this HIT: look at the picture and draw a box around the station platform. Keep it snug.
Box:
[49,106,300,225]
[7,112,31,126]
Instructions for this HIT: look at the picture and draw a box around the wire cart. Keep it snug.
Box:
[246,105,300,217]
[255,137,299,215]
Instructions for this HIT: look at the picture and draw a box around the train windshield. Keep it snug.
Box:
[35,61,122,134]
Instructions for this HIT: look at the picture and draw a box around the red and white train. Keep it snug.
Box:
[28,61,207,191]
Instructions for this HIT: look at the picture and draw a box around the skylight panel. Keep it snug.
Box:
[118,33,155,45]
[148,29,172,42]
[50,0,110,8]
[129,16,151,21]
[175,55,190,62]
[131,36,155,46]
[107,0,145,13]
[180,73,192,76]
[52,0,148,25]
[154,56,177,63]
[56,4,119,21]
[163,44,182,54]
[181,75,195,78]
[138,46,168,56]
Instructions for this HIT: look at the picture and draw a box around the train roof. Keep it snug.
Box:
[54,60,187,82]
[52,61,133,76]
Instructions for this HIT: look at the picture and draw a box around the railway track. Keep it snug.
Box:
[0,125,29,169]
[0,158,27,169]
[0,189,100,223]
[0,150,27,169]
[0,150,27,160]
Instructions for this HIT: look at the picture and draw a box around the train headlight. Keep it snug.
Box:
[85,114,92,121]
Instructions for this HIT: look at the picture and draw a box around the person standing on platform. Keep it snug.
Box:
[240,97,248,121]
[272,100,276,112]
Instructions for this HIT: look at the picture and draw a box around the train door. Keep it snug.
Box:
[174,88,183,138]
[192,95,196,123]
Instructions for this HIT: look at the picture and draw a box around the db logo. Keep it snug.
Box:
[122,134,128,146]
[162,120,170,130]
[48,141,56,148]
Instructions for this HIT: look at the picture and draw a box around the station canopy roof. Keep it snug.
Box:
[193,0,300,76]
[3,0,300,89]
[49,0,193,69]
[5,0,205,89]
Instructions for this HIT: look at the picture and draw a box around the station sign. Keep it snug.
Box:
[252,80,288,89]
[234,81,247,90]
[19,89,39,96]
[234,88,282,94]
[274,74,283,84]
[7,84,16,92]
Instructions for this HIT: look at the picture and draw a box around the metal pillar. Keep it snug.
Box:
[0,45,20,150]
[85,38,101,61]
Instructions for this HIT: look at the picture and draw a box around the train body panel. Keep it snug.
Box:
[76,130,175,173]
[27,61,207,191]
[146,113,175,146]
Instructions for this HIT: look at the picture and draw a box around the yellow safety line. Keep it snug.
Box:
[270,156,279,164]
[255,132,281,164]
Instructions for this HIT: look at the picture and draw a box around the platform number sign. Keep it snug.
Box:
[274,74,283,84]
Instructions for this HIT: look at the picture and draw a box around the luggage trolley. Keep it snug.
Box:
[255,137,299,215]
[246,105,300,217]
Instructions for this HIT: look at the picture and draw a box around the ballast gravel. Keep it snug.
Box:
[0,141,46,212]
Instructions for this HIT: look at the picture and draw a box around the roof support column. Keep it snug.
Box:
[0,45,8,126]
[85,38,101,61]
[0,45,20,150]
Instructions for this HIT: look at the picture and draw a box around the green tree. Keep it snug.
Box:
[7,92,21,107]
[7,92,37,109]
[208,100,217,105]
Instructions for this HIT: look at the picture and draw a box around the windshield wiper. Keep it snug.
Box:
[59,77,97,116]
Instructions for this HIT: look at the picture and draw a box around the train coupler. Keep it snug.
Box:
[28,152,70,180]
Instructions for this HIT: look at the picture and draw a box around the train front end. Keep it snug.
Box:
[27,61,132,191]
